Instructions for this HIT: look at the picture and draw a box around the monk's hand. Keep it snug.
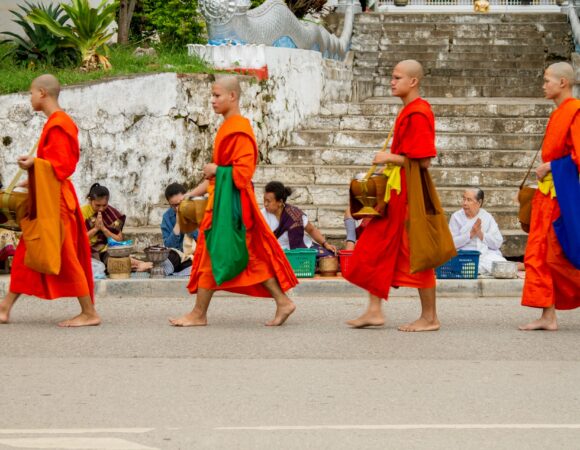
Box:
[535,162,551,180]
[17,155,35,170]
[372,152,390,165]
[203,163,218,179]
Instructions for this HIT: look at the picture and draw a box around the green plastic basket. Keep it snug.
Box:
[284,248,317,278]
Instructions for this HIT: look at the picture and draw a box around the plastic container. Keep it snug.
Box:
[284,248,317,278]
[338,250,354,276]
[435,250,480,279]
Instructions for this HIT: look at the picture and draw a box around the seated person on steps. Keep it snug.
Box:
[161,182,198,254]
[448,187,513,275]
[261,181,337,256]
[81,183,125,265]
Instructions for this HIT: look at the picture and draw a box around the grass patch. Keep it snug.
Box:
[0,45,212,95]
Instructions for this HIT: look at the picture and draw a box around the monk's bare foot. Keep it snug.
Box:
[265,301,296,326]
[0,305,10,324]
[58,313,101,328]
[518,318,558,331]
[169,312,207,327]
[398,317,440,332]
[346,312,385,329]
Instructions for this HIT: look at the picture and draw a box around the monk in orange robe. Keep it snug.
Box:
[0,74,100,327]
[345,60,440,332]
[519,62,580,331]
[169,76,298,327]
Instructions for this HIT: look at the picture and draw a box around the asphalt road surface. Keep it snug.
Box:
[1,295,579,449]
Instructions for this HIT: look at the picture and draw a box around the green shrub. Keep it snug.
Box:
[27,0,117,71]
[0,0,78,68]
[134,0,206,48]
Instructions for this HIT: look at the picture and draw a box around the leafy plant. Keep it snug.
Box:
[133,0,206,48]
[0,1,78,68]
[27,0,117,71]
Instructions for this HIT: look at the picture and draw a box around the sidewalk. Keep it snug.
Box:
[0,274,523,299]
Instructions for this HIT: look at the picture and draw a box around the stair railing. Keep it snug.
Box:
[569,0,580,52]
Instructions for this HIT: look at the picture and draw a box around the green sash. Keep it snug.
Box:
[205,166,249,285]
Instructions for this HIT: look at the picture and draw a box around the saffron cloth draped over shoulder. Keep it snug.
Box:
[187,115,298,297]
[10,111,94,301]
[522,97,580,311]
[343,98,445,300]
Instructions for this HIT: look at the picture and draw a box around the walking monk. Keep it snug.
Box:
[519,62,580,331]
[169,76,298,327]
[0,74,100,327]
[345,60,454,331]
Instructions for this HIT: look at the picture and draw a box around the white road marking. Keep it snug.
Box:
[0,437,157,449]
[0,429,153,435]
[216,423,580,431]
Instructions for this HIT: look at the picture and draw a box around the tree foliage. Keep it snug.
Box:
[133,0,206,48]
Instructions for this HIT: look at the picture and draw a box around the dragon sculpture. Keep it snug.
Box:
[198,0,355,60]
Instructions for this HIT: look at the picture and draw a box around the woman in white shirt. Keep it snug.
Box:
[261,181,337,255]
[449,188,507,275]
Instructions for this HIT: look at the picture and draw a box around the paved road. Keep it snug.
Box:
[1,296,580,449]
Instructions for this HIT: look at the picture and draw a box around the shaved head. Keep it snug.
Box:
[546,62,575,85]
[31,74,61,98]
[395,59,424,81]
[214,75,241,99]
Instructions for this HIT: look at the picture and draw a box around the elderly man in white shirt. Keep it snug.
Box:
[449,188,508,275]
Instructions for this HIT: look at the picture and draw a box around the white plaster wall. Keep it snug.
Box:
[0,49,352,227]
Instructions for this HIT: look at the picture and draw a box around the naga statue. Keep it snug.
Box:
[197,0,355,60]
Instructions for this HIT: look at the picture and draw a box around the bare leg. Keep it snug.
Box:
[398,287,440,332]
[58,295,101,327]
[346,294,385,328]
[518,306,558,331]
[262,277,296,326]
[0,292,21,324]
[169,287,214,327]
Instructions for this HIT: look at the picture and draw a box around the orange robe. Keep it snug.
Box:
[344,98,437,299]
[522,97,580,310]
[10,111,94,301]
[187,115,298,297]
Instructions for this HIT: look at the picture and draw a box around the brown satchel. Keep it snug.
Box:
[405,158,457,273]
[518,143,542,234]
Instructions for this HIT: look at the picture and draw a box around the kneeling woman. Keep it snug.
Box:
[261,181,337,256]
[449,188,507,275]
[81,183,126,264]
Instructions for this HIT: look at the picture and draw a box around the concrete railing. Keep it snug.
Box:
[568,0,580,51]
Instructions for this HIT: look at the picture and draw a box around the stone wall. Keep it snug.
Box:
[0,48,352,227]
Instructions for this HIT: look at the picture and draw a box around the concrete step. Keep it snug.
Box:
[290,129,543,150]
[354,12,567,24]
[0,275,526,299]
[303,115,548,134]
[355,50,548,63]
[254,164,532,187]
[269,147,538,169]
[324,98,553,118]
[353,35,569,47]
[356,43,554,54]
[372,84,542,98]
[253,182,524,209]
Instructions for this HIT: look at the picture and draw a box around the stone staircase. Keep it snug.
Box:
[252,12,574,257]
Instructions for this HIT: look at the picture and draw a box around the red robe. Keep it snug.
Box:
[10,111,94,301]
[187,115,298,297]
[344,98,437,299]
[522,97,580,310]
